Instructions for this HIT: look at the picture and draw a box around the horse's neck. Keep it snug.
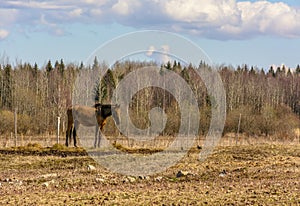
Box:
[101,108,112,119]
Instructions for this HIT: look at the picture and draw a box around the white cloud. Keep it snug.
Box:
[160,45,171,63]
[165,0,240,26]
[163,0,300,39]
[112,0,140,15]
[0,29,9,40]
[0,8,19,26]
[80,0,107,6]
[40,14,57,27]
[69,8,83,18]
[146,45,156,56]
[5,0,74,10]
[90,8,102,16]
[1,0,300,39]
[146,45,171,63]
[37,14,68,36]
[236,1,300,38]
[112,0,130,15]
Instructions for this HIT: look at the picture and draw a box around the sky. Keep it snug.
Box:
[0,0,300,70]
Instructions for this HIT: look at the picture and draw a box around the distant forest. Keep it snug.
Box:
[0,58,300,139]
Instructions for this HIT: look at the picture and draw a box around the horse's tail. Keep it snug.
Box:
[66,106,74,146]
[67,107,73,123]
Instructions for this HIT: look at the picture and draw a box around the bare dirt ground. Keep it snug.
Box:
[0,142,299,205]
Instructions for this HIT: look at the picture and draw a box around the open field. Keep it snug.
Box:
[0,141,299,205]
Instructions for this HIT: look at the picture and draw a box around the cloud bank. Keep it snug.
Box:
[1,0,300,40]
[0,29,9,40]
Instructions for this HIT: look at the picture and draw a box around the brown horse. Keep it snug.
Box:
[66,103,120,147]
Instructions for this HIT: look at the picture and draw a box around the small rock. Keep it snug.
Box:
[16,180,23,185]
[127,176,136,183]
[87,164,96,171]
[219,169,227,177]
[154,176,163,182]
[138,175,150,180]
[122,176,136,183]
[42,179,55,187]
[176,170,189,178]
[40,173,58,179]
[95,178,105,183]
[42,182,49,187]
[8,179,22,185]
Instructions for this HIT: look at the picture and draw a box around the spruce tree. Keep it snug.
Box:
[46,60,53,73]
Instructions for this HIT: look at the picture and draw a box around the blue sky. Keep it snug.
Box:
[0,0,300,70]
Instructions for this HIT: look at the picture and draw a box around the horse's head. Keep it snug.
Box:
[94,103,120,125]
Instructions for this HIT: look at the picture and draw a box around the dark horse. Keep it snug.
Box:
[66,103,120,147]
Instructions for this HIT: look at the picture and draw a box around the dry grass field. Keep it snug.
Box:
[0,139,299,205]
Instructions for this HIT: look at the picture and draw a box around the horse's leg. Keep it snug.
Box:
[98,123,105,148]
[72,128,77,147]
[66,124,72,147]
[98,127,102,148]
[73,121,79,147]
[65,130,69,147]
[66,107,73,147]
[69,125,73,146]
[94,126,99,148]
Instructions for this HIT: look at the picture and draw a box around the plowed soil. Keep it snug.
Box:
[0,143,299,205]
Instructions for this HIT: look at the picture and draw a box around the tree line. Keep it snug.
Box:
[0,58,299,139]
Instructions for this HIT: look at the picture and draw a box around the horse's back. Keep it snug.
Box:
[72,105,97,126]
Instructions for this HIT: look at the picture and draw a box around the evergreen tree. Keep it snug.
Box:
[287,68,292,76]
[92,56,99,70]
[2,64,13,109]
[46,60,53,73]
[159,64,165,75]
[164,61,172,70]
[268,66,276,77]
[60,59,65,70]
[58,59,65,75]
[250,66,255,75]
[181,67,190,83]
[282,65,287,74]
[275,66,283,76]
[172,60,182,73]
[243,64,248,72]
[79,61,84,70]
[296,64,300,74]
[173,60,177,68]
[199,60,207,68]
[177,62,181,70]
[54,60,59,70]
[94,69,116,103]
[236,65,242,73]
[33,63,38,78]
